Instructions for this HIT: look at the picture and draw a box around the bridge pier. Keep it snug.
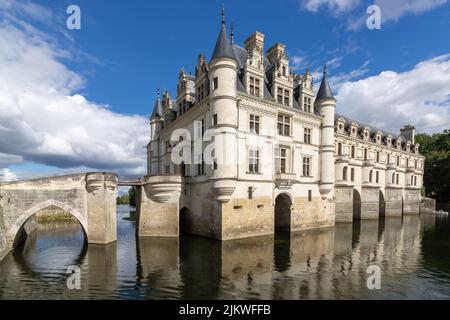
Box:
[85,173,118,244]
[137,175,182,237]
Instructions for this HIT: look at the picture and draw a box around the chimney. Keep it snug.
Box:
[400,125,416,144]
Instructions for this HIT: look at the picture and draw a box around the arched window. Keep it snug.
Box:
[343,166,348,181]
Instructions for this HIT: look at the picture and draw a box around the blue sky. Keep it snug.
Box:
[0,0,450,181]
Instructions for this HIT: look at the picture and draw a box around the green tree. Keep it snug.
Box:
[116,194,130,205]
[128,186,137,207]
[416,130,450,202]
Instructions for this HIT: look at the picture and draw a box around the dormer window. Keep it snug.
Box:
[376,131,382,144]
[303,97,312,113]
[386,135,392,147]
[396,139,402,150]
[350,122,358,137]
[249,76,261,97]
[406,141,411,152]
[363,127,370,141]
[336,117,346,133]
[414,144,420,154]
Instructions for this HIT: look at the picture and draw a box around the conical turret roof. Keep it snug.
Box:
[316,64,335,101]
[150,90,163,120]
[211,7,236,62]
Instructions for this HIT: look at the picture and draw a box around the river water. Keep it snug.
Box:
[0,205,450,299]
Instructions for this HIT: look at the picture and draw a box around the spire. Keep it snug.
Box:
[150,89,163,120]
[211,6,236,62]
[316,64,334,101]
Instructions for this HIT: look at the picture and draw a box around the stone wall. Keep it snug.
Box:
[403,188,421,215]
[360,186,379,219]
[334,186,353,223]
[385,187,403,217]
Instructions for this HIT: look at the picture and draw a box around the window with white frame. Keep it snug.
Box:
[275,147,288,173]
[249,76,260,97]
[248,148,260,173]
[277,115,291,136]
[249,114,260,134]
[303,156,312,177]
[304,128,312,144]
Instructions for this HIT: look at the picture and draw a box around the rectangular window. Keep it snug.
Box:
[213,77,218,90]
[303,97,312,113]
[338,143,342,155]
[277,115,291,136]
[249,114,260,134]
[308,190,312,202]
[275,148,288,173]
[351,168,355,182]
[165,165,170,174]
[249,77,260,97]
[284,89,290,106]
[303,156,312,177]
[277,88,283,104]
[248,149,260,173]
[376,171,379,183]
[364,148,368,160]
[376,151,380,163]
[304,128,312,144]
[351,146,355,159]
[212,114,218,126]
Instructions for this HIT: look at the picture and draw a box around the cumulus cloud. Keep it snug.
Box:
[300,0,448,29]
[336,54,450,134]
[0,5,149,177]
[301,0,361,14]
[375,0,447,23]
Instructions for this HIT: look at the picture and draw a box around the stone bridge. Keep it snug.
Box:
[0,173,118,261]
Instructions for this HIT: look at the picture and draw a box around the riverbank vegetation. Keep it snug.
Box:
[116,186,137,205]
[416,130,450,203]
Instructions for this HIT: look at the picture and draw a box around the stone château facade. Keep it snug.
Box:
[139,10,424,240]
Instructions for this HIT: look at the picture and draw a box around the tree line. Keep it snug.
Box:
[416,130,450,203]
[116,186,137,206]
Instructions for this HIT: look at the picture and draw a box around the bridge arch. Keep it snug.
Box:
[7,199,88,247]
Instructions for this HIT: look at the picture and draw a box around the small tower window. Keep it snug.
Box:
[350,168,355,182]
[343,166,348,181]
[213,77,218,90]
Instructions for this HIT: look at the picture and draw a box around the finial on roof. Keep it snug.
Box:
[323,63,328,75]
[230,21,234,44]
[221,4,225,25]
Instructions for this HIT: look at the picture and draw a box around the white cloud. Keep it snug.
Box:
[375,0,448,23]
[301,0,361,13]
[0,5,149,177]
[0,169,18,182]
[336,54,450,134]
[290,55,307,71]
[329,60,370,90]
